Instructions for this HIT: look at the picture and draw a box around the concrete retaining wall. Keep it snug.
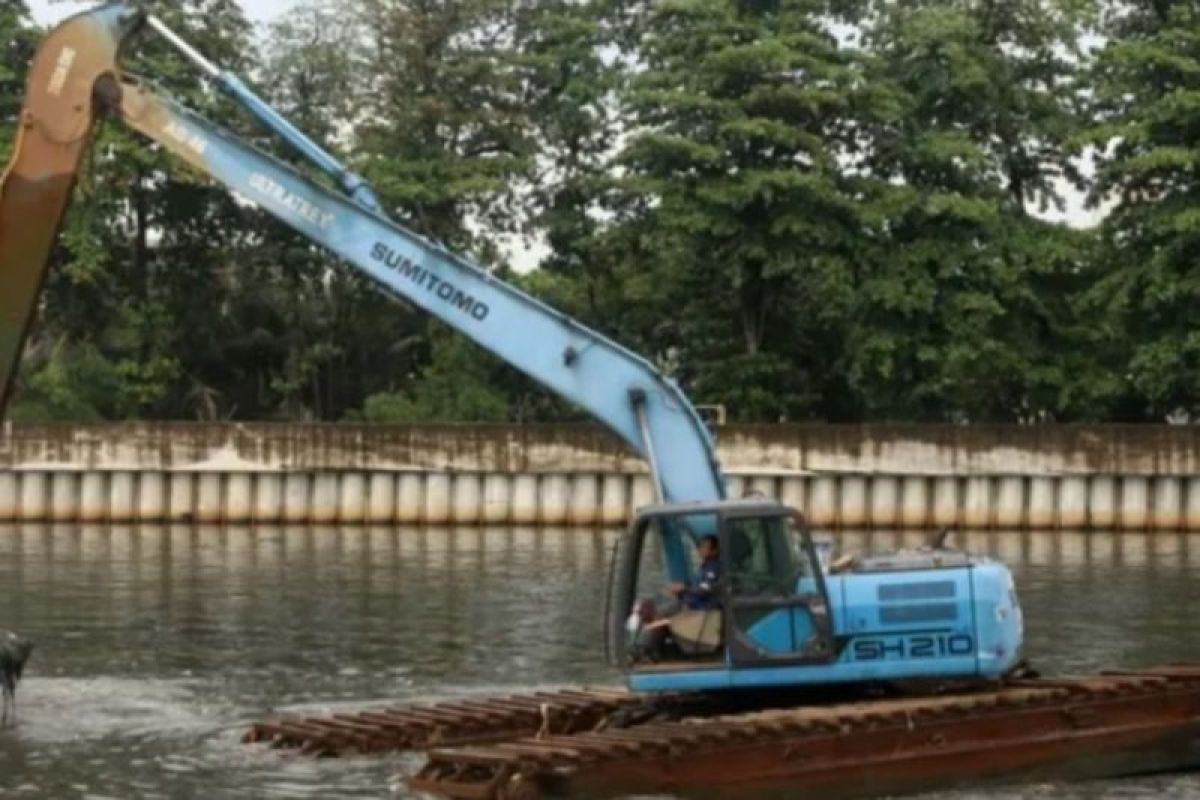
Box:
[2,423,1199,529]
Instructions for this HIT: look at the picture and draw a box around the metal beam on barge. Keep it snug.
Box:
[409,666,1200,800]
[243,687,645,757]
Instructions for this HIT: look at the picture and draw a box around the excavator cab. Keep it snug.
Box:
[607,499,836,691]
[607,498,1024,693]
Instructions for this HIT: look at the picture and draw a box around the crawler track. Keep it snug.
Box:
[409,665,1200,800]
[244,666,1200,799]
[242,688,645,757]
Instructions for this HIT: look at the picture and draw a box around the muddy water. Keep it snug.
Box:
[0,525,1198,799]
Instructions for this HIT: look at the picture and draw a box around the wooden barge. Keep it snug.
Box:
[245,665,1200,799]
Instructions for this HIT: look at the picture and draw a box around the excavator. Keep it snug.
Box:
[0,3,1023,697]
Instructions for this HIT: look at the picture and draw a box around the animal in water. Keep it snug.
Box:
[0,632,33,726]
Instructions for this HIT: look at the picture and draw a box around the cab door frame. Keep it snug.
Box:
[720,509,836,667]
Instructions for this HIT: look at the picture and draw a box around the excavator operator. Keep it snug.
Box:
[669,535,721,610]
[630,535,724,662]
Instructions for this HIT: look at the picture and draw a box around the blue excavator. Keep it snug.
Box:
[0,4,1023,696]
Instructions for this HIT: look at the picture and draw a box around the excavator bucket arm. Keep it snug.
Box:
[0,5,724,540]
[0,4,141,416]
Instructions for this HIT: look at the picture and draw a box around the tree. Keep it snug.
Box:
[26,0,262,420]
[1083,1,1200,419]
[356,331,509,422]
[354,0,539,255]
[211,0,435,421]
[8,341,122,423]
[608,0,867,421]
[0,1,38,164]
[514,0,619,281]
[264,0,554,421]
[0,0,1159,425]
[849,0,1101,421]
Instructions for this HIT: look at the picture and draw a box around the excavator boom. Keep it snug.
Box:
[0,4,723,522]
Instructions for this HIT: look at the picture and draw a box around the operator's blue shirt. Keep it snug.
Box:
[684,556,721,610]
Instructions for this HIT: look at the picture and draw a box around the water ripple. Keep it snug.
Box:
[0,524,1198,798]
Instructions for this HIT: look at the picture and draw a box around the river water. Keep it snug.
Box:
[0,525,1198,799]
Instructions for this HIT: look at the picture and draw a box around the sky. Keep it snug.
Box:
[28,0,297,27]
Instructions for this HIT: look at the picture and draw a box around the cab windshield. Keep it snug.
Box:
[726,513,818,597]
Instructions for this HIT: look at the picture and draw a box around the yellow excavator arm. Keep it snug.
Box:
[0,5,138,414]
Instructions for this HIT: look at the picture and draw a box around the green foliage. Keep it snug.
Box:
[847,0,1101,421]
[352,0,541,253]
[864,0,1093,212]
[1083,1,1200,418]
[10,342,122,423]
[606,0,867,421]
[0,2,38,164]
[514,0,619,278]
[32,0,260,420]
[16,0,1200,425]
[355,334,509,423]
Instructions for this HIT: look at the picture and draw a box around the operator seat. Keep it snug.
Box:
[668,531,739,657]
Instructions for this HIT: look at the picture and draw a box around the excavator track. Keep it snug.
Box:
[405,665,1200,800]
[242,687,650,757]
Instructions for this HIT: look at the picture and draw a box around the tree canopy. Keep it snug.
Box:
[1,0,1195,424]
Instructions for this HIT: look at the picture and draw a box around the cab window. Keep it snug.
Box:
[726,514,815,597]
